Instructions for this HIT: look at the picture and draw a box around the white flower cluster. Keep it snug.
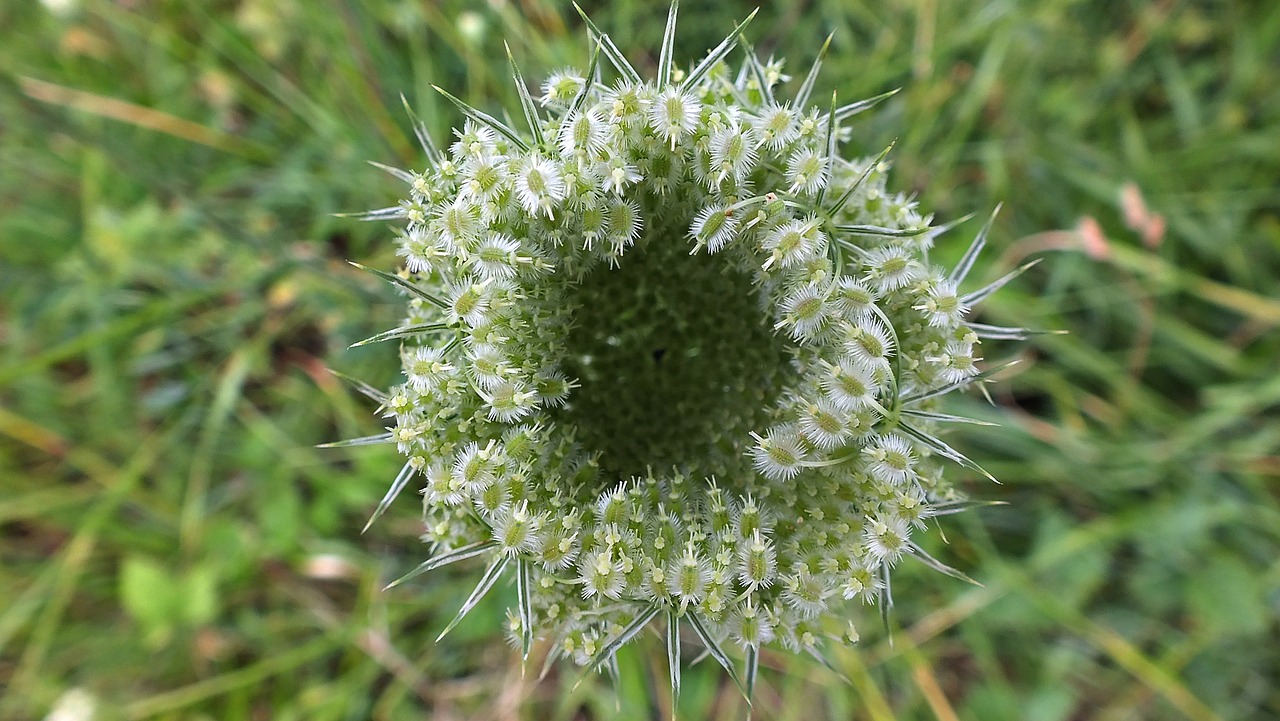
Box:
[352,6,1024,698]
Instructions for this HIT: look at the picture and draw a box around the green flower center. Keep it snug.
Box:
[884,450,910,471]
[553,213,795,482]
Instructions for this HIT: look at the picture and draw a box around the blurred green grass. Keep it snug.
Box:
[2,0,1277,719]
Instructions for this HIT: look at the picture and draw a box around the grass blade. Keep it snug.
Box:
[505,43,545,146]
[744,644,759,715]
[961,258,1042,307]
[835,88,901,122]
[436,554,512,642]
[949,203,1002,285]
[386,541,497,590]
[431,84,529,151]
[657,1,680,87]
[795,33,833,109]
[348,261,448,309]
[362,460,415,533]
[19,75,271,161]
[349,322,450,348]
[683,8,759,90]
[572,3,641,84]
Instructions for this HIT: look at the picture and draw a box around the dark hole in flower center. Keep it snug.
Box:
[554,214,796,484]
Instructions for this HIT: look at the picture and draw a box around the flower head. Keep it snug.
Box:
[345,4,1024,707]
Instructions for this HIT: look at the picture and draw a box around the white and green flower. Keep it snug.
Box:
[341,3,1036,707]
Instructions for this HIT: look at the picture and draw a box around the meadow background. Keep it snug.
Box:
[2,0,1278,719]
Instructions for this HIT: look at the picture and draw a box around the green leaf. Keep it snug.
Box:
[949,203,1002,286]
[505,42,545,147]
[835,87,900,121]
[744,644,759,714]
[572,3,641,84]
[385,540,498,590]
[657,1,680,87]
[182,565,218,626]
[120,556,179,645]
[794,33,833,109]
[347,261,449,310]
[436,554,511,642]
[1188,555,1269,636]
[349,322,450,349]
[682,8,759,90]
[362,460,416,534]
[431,84,529,152]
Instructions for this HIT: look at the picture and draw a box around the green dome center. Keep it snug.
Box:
[554,212,796,483]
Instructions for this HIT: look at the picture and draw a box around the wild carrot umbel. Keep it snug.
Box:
[338,3,1033,705]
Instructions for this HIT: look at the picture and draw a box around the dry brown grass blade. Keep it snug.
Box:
[901,639,961,721]
[20,76,269,160]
